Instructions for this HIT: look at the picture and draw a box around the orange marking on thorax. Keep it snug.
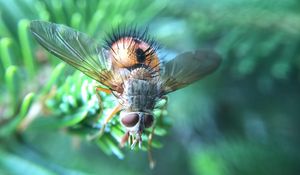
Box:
[109,37,159,71]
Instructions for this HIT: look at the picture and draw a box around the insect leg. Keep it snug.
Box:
[102,104,122,126]
[94,86,112,121]
[87,104,122,141]
[147,96,169,169]
[147,123,156,169]
[119,131,130,148]
[95,86,112,94]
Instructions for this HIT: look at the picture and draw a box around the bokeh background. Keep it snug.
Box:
[1,0,300,175]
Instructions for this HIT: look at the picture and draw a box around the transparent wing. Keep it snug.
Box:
[30,20,121,91]
[160,49,221,94]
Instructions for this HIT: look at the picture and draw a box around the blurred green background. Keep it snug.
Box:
[1,0,300,175]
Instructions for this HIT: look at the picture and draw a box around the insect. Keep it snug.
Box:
[29,20,221,164]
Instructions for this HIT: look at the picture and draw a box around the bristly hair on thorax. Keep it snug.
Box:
[103,24,161,54]
[102,24,164,77]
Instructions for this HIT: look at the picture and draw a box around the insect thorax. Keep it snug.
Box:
[122,68,160,112]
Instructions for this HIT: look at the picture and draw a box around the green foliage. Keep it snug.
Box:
[0,92,35,137]
[0,0,170,173]
[191,139,300,175]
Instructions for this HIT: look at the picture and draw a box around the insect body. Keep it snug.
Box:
[29,21,221,150]
[119,67,160,147]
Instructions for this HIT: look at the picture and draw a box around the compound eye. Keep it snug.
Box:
[121,113,139,127]
[144,114,154,128]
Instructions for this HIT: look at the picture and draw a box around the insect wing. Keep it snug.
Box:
[160,49,221,94]
[30,20,118,89]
